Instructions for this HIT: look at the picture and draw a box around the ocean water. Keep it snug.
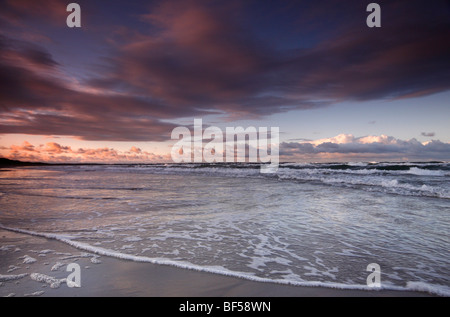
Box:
[0,162,449,295]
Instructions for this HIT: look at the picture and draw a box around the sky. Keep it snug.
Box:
[0,0,449,163]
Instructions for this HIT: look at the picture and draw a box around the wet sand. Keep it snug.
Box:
[0,229,433,297]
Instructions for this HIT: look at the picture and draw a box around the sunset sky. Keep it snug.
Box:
[0,0,449,163]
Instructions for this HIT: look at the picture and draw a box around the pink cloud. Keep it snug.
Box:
[43,142,71,154]
[129,146,142,154]
[10,141,35,152]
[4,141,171,163]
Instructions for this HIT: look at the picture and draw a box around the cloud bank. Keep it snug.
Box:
[281,134,450,161]
[3,134,449,163]
[5,141,170,163]
[0,0,449,142]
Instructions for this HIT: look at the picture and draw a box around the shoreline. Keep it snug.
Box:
[0,229,435,297]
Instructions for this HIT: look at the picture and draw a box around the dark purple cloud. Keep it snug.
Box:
[88,0,450,113]
[0,0,449,141]
[0,0,68,25]
[0,35,184,141]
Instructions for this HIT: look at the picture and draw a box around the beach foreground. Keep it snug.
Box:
[0,229,432,297]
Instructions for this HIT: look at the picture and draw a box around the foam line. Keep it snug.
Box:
[0,273,28,282]
[0,224,448,296]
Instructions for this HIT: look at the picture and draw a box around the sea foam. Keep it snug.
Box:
[0,223,448,297]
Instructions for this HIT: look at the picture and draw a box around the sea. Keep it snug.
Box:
[0,162,449,296]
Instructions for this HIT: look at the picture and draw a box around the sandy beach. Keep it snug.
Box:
[0,229,433,297]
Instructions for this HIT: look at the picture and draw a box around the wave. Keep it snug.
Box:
[5,192,121,200]
[0,273,28,282]
[39,161,449,176]
[0,224,448,296]
[134,165,449,199]
[406,167,447,176]
[275,171,449,199]
[30,162,449,199]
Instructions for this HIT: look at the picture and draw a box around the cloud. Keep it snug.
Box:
[0,35,181,141]
[0,0,68,26]
[43,142,71,154]
[421,132,435,137]
[4,134,450,163]
[90,0,450,116]
[129,146,142,154]
[4,141,171,163]
[10,141,35,152]
[280,134,450,161]
[90,1,307,117]
[0,0,449,142]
